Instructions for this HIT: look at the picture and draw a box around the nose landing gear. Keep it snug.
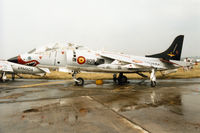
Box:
[72,71,84,86]
[75,77,84,86]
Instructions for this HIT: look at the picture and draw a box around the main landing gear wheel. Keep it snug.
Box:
[75,77,84,86]
[113,74,117,83]
[118,75,128,85]
[117,73,128,85]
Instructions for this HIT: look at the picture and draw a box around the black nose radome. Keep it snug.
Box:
[7,56,18,63]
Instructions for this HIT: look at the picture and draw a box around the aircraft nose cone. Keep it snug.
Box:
[7,56,19,63]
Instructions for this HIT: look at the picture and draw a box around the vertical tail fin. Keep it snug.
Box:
[145,35,184,60]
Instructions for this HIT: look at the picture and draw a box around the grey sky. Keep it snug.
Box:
[1,0,200,59]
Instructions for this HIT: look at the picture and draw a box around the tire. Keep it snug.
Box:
[75,77,84,86]
[118,75,128,85]
[151,81,156,87]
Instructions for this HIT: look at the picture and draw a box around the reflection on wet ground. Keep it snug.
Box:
[0,79,200,133]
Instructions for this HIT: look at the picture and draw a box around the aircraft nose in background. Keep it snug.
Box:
[7,56,19,63]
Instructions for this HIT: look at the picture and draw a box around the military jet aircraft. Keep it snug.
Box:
[8,35,190,86]
[0,60,50,82]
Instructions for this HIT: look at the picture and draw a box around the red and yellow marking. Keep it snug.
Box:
[18,56,40,66]
[168,53,175,57]
[77,56,86,64]
[132,60,143,63]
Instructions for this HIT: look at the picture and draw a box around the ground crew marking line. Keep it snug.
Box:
[19,80,68,88]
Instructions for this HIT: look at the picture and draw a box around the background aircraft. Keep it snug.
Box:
[8,35,190,86]
[0,60,50,82]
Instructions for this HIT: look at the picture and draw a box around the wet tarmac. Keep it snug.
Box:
[0,78,200,133]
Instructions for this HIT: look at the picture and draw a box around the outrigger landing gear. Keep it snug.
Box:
[113,73,128,85]
[72,71,84,86]
[150,69,157,87]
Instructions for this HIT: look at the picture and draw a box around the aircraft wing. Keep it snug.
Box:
[100,51,155,68]
[0,61,14,72]
[160,59,192,68]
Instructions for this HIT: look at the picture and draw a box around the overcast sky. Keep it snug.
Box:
[1,0,200,59]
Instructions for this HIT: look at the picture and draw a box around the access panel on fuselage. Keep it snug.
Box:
[54,50,67,66]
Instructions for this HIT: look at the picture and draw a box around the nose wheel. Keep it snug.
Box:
[75,77,84,86]
[72,71,84,86]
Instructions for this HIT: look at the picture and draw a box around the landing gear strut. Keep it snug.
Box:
[0,72,7,82]
[113,73,117,83]
[150,69,156,87]
[12,73,15,81]
[113,73,128,85]
[72,71,84,86]
[0,73,2,81]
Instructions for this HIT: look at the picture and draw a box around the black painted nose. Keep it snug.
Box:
[7,56,18,63]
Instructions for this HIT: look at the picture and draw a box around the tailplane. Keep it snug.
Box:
[145,35,184,60]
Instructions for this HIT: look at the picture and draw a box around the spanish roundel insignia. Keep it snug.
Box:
[77,56,86,64]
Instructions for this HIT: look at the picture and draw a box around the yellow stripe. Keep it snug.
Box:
[168,53,175,57]
[19,80,67,88]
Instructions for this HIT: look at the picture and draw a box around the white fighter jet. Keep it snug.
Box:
[0,60,50,82]
[8,35,190,86]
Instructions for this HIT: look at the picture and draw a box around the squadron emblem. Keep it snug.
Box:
[168,52,175,57]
